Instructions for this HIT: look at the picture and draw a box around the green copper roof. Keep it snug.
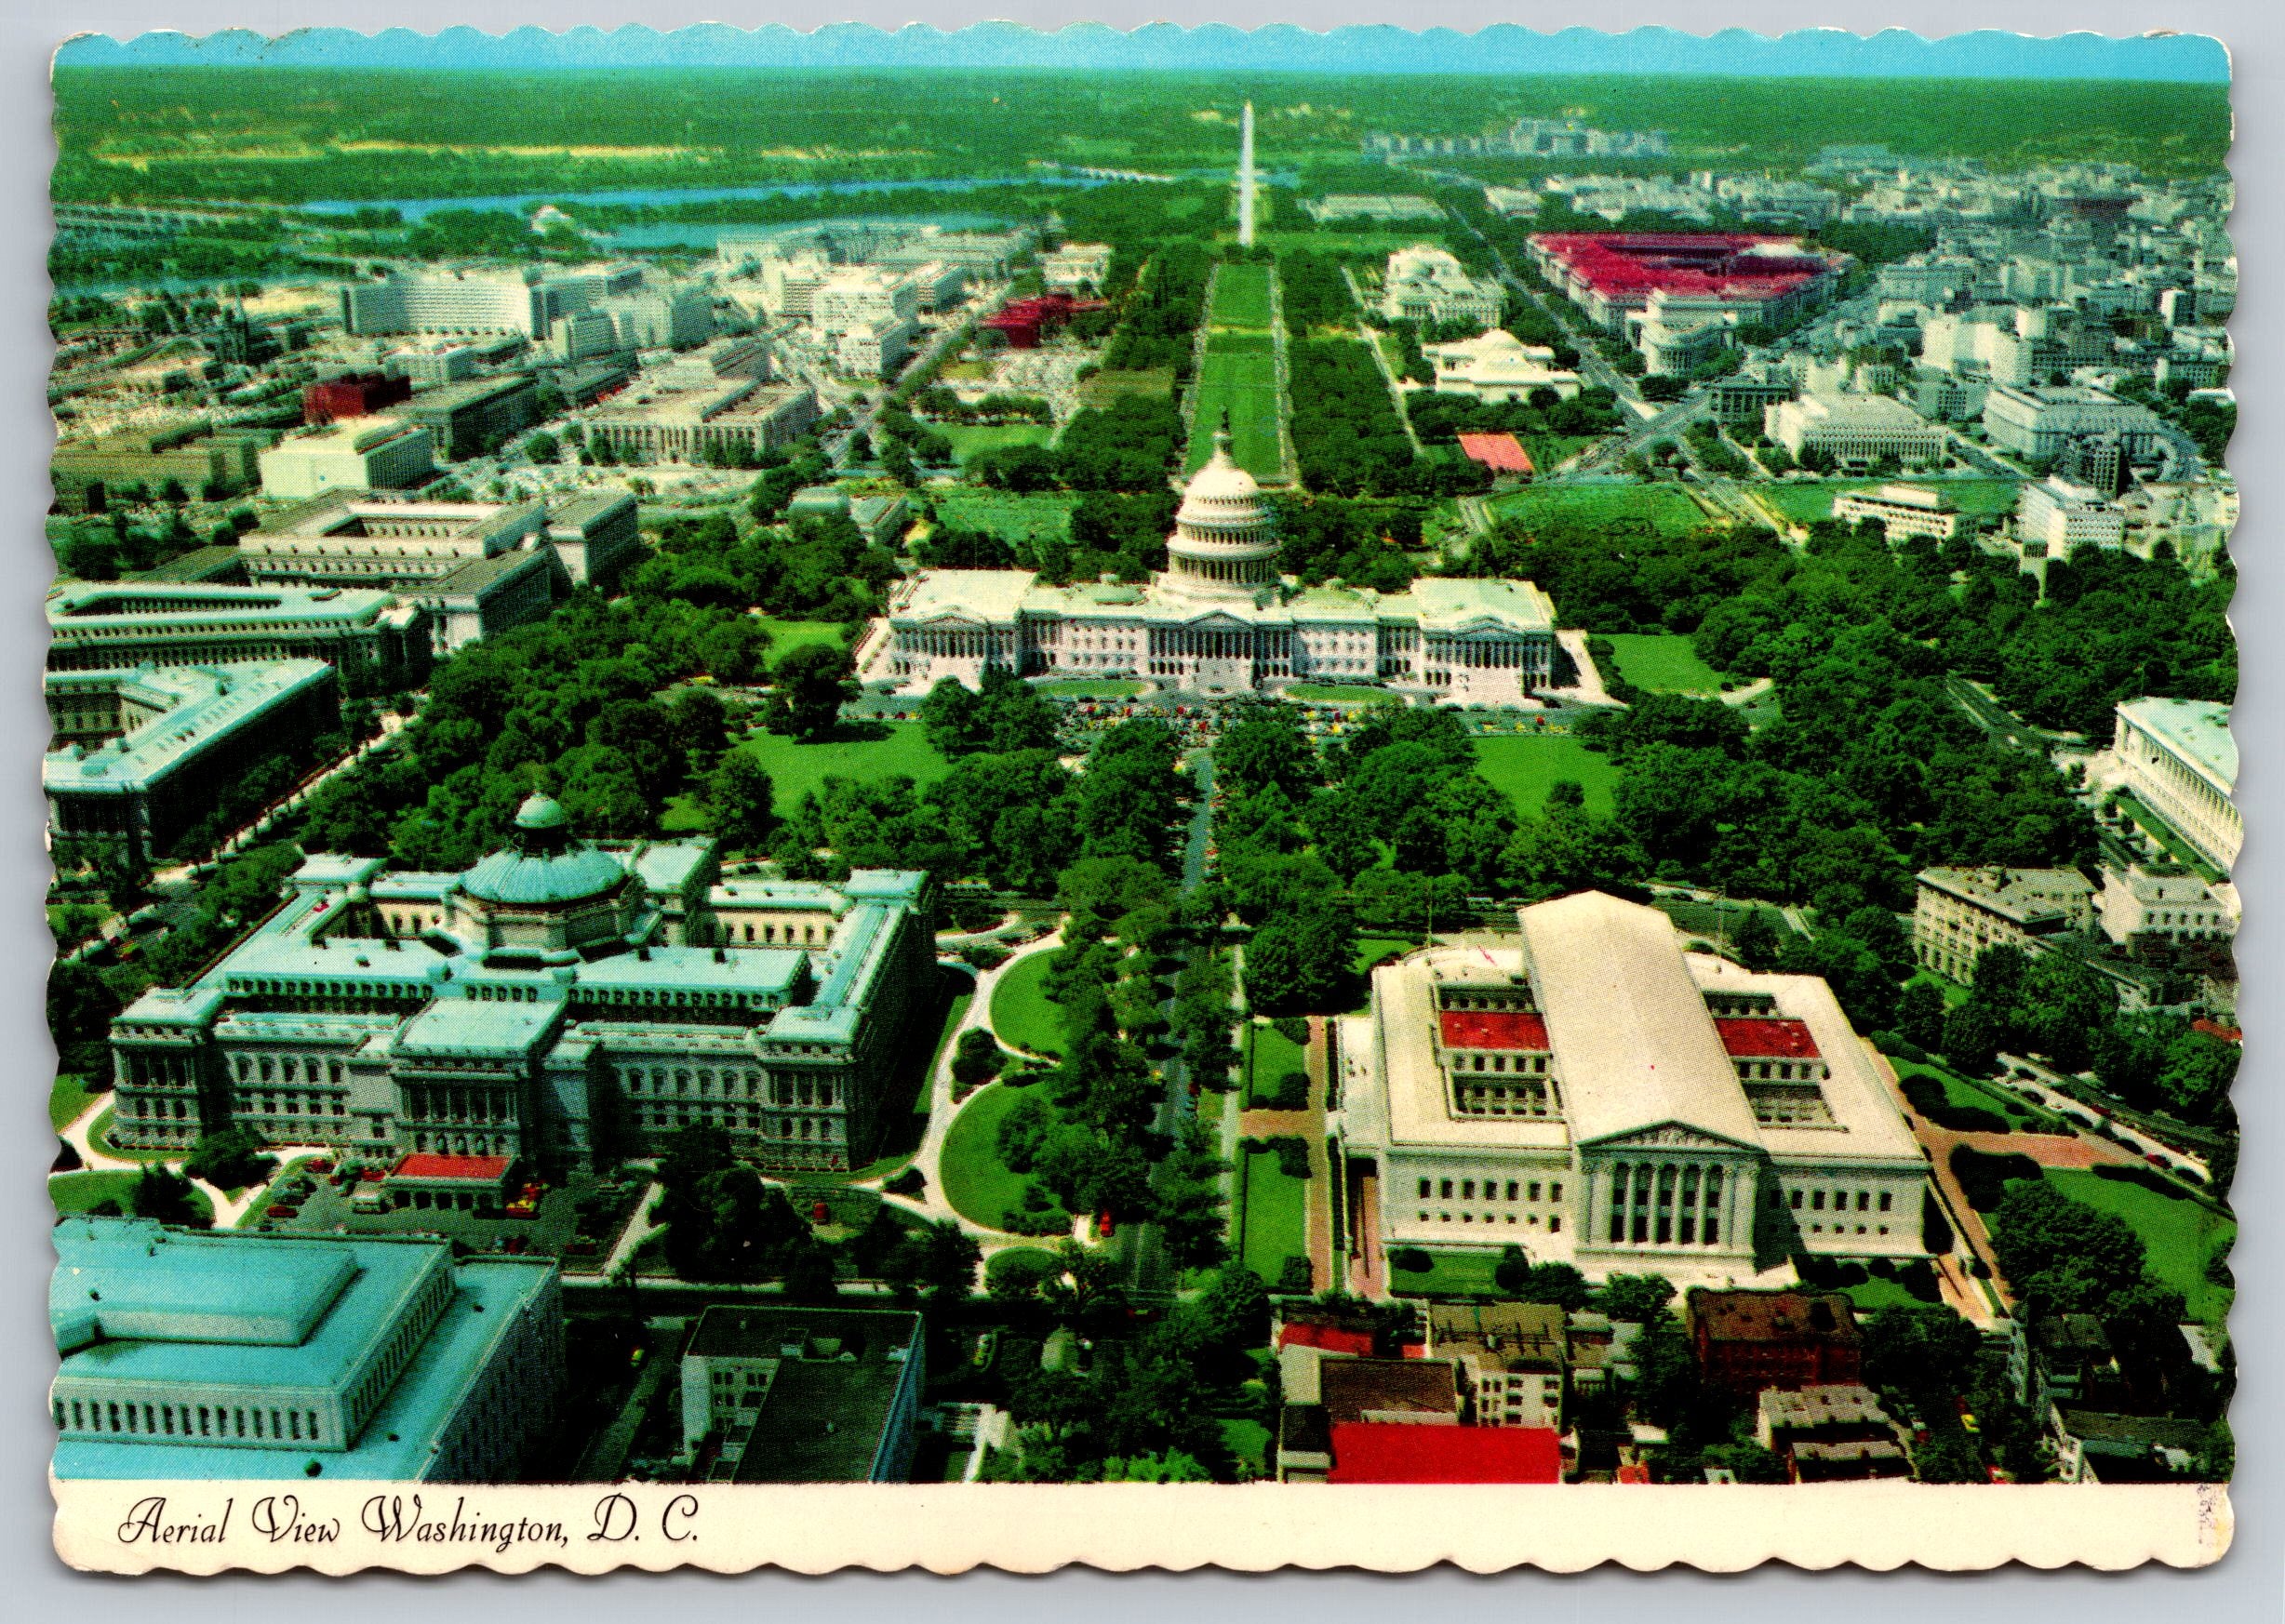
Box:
[514,793,568,832]
[461,843,627,907]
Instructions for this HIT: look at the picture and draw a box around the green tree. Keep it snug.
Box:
[130,1165,208,1228]
[183,1125,276,1191]
[706,752,777,851]
[763,645,858,744]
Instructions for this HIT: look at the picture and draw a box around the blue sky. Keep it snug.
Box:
[57,24,2229,82]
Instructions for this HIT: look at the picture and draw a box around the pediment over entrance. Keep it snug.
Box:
[1583,1120,1756,1154]
[1174,612,1253,632]
[909,614,989,632]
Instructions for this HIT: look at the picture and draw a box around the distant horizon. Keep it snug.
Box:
[55,23,2231,84]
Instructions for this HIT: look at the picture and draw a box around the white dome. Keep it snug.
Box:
[1182,429,1263,506]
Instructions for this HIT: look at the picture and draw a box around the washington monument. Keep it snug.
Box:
[1238,100,1257,246]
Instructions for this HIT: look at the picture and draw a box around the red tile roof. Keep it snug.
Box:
[1530,233,1835,302]
[1327,1423,1562,1484]
[1714,1017,1822,1059]
[388,1153,514,1183]
[1279,1323,1377,1357]
[1457,433,1534,474]
[1438,1009,1550,1051]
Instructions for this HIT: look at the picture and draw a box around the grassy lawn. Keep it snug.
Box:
[1078,366,1176,407]
[927,983,976,1103]
[49,1074,100,1133]
[1351,936,1419,978]
[88,1106,191,1163]
[1186,332,1283,478]
[753,618,850,660]
[1757,477,2025,527]
[1286,683,1394,704]
[1245,1022,1311,1109]
[988,951,1069,1058]
[1840,1272,1933,1312]
[935,423,1053,465]
[938,1084,1034,1231]
[51,1169,213,1223]
[1387,1247,1505,1298]
[1487,482,1713,538]
[1236,1147,1310,1284]
[1471,733,1623,819]
[1030,678,1144,699]
[1894,1058,2065,1132]
[2039,1168,2235,1324]
[931,490,1079,543]
[1209,261,1276,329]
[1601,632,1727,695]
[736,722,951,815]
[2113,791,2226,884]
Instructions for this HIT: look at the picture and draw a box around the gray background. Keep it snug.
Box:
[5,0,2278,1610]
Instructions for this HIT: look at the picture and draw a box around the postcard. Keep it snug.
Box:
[42,20,2236,1575]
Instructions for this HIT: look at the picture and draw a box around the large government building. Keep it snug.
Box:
[51,1217,562,1482]
[1333,892,1930,1290]
[107,794,936,1176]
[873,428,1561,703]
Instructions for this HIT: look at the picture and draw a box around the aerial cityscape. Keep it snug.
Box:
[44,31,2236,1503]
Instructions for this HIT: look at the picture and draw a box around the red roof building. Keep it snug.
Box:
[1279,1322,1377,1357]
[301,370,412,426]
[982,293,1108,350]
[390,1153,514,1182]
[1326,1422,1563,1484]
[1713,1017,1822,1060]
[1438,1009,1550,1051]
[1456,433,1534,477]
[1527,233,1843,330]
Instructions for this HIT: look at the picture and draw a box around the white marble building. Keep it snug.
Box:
[875,429,1560,703]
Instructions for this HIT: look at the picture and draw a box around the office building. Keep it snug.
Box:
[45,580,433,684]
[50,1217,562,1483]
[875,428,1559,703]
[105,796,936,1174]
[2015,474,2128,557]
[1755,1385,1910,1482]
[1911,866,2098,982]
[302,370,412,425]
[677,1307,925,1483]
[240,491,640,619]
[44,659,339,861]
[1982,384,2166,461]
[2112,697,2239,872]
[387,343,482,389]
[1380,246,1504,328]
[50,422,268,513]
[2096,865,2236,949]
[586,375,820,465]
[1763,393,1945,467]
[1306,195,1442,223]
[388,375,541,461]
[1832,484,1960,540]
[1332,892,1930,1291]
[342,271,548,338]
[1040,242,1114,289]
[1704,369,1797,425]
[1529,233,1842,333]
[1687,1290,1864,1399]
[1425,1301,1567,1430]
[258,419,438,500]
[1420,328,1582,402]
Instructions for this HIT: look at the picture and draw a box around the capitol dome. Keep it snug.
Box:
[461,794,630,909]
[1165,422,1279,597]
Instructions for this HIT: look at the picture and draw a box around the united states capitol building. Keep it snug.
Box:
[106,795,935,1176]
[869,428,1563,704]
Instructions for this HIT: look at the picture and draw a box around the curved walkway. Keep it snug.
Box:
[52,1096,334,1231]
[897,932,1071,1253]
